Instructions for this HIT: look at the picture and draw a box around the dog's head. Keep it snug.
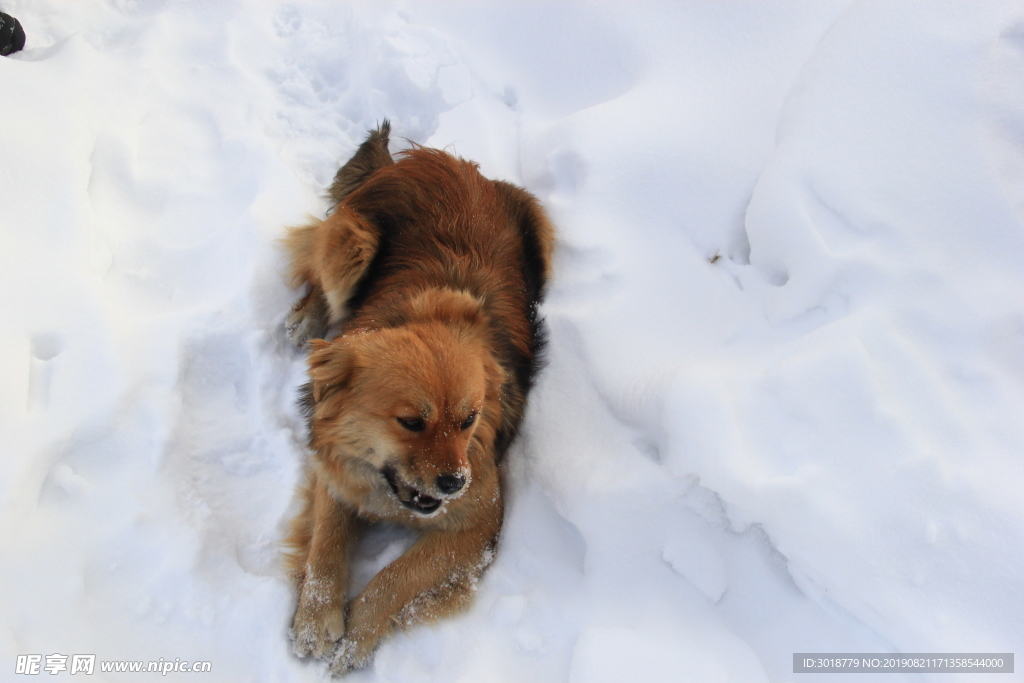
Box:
[304,291,504,517]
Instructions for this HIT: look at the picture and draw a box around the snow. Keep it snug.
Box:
[2,1,1023,681]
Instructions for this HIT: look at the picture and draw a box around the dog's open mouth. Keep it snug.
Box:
[382,466,442,514]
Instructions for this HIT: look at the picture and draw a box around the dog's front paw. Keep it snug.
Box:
[328,636,374,677]
[290,586,346,659]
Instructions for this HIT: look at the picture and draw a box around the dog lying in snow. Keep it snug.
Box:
[282,122,553,674]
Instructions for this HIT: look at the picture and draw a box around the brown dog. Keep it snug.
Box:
[281,122,554,674]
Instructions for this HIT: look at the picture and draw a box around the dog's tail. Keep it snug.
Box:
[327,120,394,212]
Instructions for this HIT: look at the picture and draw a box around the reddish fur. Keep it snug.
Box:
[281,125,553,674]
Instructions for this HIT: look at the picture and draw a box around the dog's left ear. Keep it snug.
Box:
[307,338,354,403]
[474,348,510,452]
[482,350,507,402]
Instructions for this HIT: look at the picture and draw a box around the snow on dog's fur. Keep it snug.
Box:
[281,122,553,675]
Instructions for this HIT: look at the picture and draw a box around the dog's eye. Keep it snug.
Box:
[460,413,477,430]
[397,417,426,432]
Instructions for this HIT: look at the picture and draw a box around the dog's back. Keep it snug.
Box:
[340,146,554,454]
[283,124,554,673]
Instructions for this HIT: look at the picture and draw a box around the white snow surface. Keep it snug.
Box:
[2,1,1023,681]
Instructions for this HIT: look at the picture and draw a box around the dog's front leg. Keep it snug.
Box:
[331,519,500,674]
[291,477,358,659]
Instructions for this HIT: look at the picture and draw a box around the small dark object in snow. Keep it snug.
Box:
[0,12,25,56]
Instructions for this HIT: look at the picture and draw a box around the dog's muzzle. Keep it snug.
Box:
[382,466,442,515]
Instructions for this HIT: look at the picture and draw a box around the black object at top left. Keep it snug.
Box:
[0,12,25,56]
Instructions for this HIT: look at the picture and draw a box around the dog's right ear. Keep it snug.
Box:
[307,338,354,403]
[327,120,394,211]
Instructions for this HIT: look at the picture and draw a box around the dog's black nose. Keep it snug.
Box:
[436,473,465,495]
